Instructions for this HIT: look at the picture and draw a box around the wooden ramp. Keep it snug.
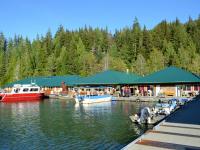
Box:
[123,122,200,150]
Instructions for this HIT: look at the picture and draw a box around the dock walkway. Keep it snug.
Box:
[123,98,200,150]
[114,96,187,102]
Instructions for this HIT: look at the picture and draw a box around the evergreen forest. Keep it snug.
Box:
[1,17,200,86]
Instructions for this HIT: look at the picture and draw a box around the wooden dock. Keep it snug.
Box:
[122,98,200,150]
[114,96,176,102]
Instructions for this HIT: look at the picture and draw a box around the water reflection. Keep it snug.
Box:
[0,99,154,150]
[75,102,112,116]
[0,101,41,150]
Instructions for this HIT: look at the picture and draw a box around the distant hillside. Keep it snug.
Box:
[0,16,200,86]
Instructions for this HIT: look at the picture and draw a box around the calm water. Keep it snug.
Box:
[0,99,154,150]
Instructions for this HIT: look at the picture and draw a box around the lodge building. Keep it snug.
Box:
[4,66,200,97]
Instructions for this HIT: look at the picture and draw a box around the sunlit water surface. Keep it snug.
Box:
[0,99,155,150]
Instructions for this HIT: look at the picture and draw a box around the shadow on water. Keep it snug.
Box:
[0,99,154,150]
[166,94,200,125]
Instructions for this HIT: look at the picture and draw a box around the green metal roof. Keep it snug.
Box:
[135,66,200,84]
[76,70,141,85]
[4,75,81,88]
[5,67,198,87]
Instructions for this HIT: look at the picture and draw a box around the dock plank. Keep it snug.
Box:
[157,125,200,136]
[143,131,200,147]
[125,144,172,150]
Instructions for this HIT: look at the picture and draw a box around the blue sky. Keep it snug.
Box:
[0,0,199,40]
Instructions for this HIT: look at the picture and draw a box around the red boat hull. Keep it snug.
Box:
[0,93,44,102]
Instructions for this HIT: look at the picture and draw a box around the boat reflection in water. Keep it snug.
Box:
[0,100,40,117]
[75,101,113,115]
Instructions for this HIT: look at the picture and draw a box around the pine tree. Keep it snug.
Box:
[79,52,96,76]
[0,33,7,85]
[56,46,68,75]
[170,18,189,50]
[142,26,153,57]
[130,18,142,61]
[147,48,165,73]
[134,54,147,75]
[175,45,190,70]
[46,53,57,76]
[163,41,176,66]
[54,25,67,57]
[44,29,53,55]
[34,37,47,76]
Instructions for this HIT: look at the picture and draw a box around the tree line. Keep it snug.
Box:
[0,16,200,86]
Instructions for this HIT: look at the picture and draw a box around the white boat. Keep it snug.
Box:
[129,113,166,125]
[58,95,73,100]
[129,99,179,125]
[177,98,190,105]
[129,107,167,125]
[75,95,112,104]
[153,99,177,115]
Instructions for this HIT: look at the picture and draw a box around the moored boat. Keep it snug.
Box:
[129,106,169,125]
[129,99,179,125]
[153,99,177,115]
[129,113,166,125]
[58,95,73,100]
[0,83,44,102]
[75,95,112,104]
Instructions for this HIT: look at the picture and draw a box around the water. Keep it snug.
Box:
[0,99,154,150]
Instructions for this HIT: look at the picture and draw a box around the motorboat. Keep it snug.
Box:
[58,95,73,100]
[130,107,152,124]
[177,98,190,105]
[0,83,44,102]
[129,107,166,125]
[153,99,177,115]
[75,95,112,104]
[129,99,178,125]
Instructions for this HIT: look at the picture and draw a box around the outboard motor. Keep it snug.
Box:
[139,107,151,124]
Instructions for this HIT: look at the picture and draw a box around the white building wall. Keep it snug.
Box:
[175,86,178,97]
[155,85,160,96]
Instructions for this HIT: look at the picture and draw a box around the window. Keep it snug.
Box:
[182,85,192,91]
[30,88,39,92]
[194,85,198,91]
[14,88,20,93]
[182,85,186,91]
[23,88,29,92]
[186,85,191,91]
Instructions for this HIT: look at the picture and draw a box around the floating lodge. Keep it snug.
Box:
[3,66,200,98]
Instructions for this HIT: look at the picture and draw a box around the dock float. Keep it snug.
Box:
[114,96,157,102]
[114,96,181,102]
[122,98,200,150]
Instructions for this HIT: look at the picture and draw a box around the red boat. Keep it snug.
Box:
[0,83,44,102]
